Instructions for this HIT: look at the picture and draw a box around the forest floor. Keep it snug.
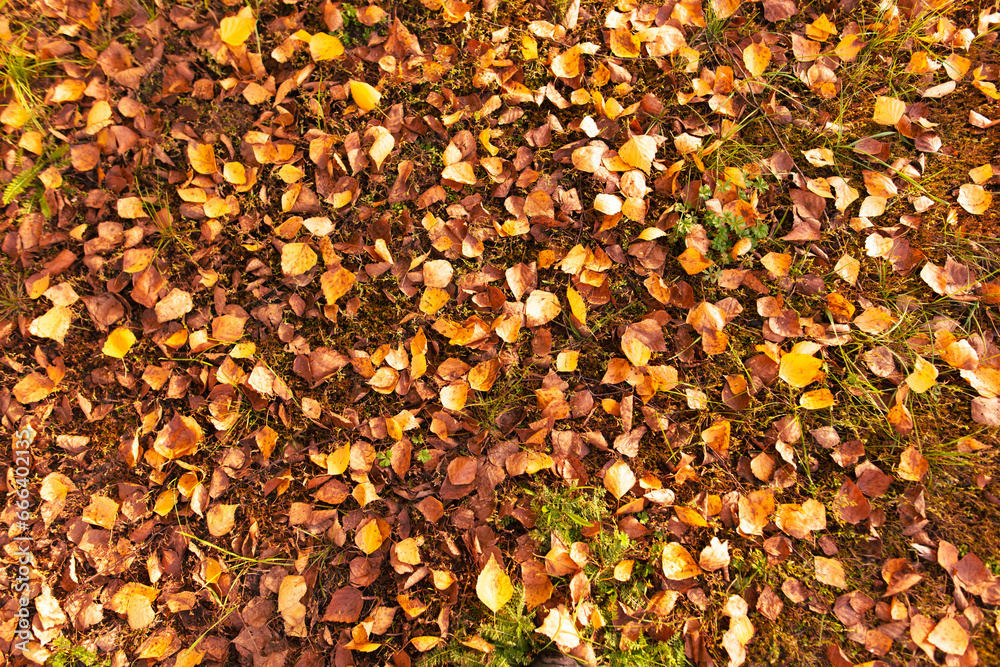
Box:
[2,0,1000,666]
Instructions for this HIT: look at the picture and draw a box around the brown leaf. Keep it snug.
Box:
[321,586,363,623]
[153,413,204,460]
[898,444,928,481]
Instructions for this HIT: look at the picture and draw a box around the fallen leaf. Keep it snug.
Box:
[927,617,969,656]
[905,356,938,393]
[281,243,318,276]
[310,33,344,61]
[815,557,847,589]
[604,460,636,500]
[873,96,906,125]
[476,555,513,612]
[29,305,73,345]
[525,290,561,327]
[661,543,702,580]
[957,183,992,215]
[219,7,255,47]
[743,42,771,77]
[349,80,381,113]
[103,327,136,358]
[278,575,308,637]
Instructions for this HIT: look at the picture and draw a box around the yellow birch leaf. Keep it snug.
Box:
[476,555,513,612]
[743,42,771,77]
[310,33,344,61]
[349,80,381,113]
[220,7,254,46]
[103,327,136,358]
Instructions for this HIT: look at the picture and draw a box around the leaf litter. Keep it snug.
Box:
[2,0,1000,666]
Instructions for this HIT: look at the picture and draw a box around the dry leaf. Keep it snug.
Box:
[872,96,906,125]
[779,352,825,388]
[349,80,381,113]
[815,557,847,589]
[281,243,318,276]
[661,543,702,580]
[219,7,255,46]
[103,327,136,358]
[525,290,561,327]
[476,555,513,612]
[957,183,992,215]
[310,33,344,61]
[905,356,938,393]
[743,42,771,77]
[604,460,636,500]
[29,305,73,345]
[187,143,218,175]
[277,575,308,637]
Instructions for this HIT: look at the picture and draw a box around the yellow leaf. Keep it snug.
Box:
[619,134,657,173]
[281,242,317,276]
[468,358,500,392]
[310,33,344,61]
[661,543,702,580]
[411,637,443,652]
[800,388,835,409]
[522,34,538,60]
[103,327,136,358]
[872,96,906,125]
[551,45,581,78]
[779,352,825,388]
[566,286,587,325]
[219,6,255,47]
[905,356,938,393]
[223,162,246,185]
[320,268,356,303]
[355,519,385,554]
[479,129,499,156]
[420,287,450,314]
[441,161,476,184]
[29,305,73,345]
[675,506,709,527]
[525,290,561,327]
[604,460,636,500]
[957,184,992,215]
[153,489,178,516]
[349,80,381,113]
[328,443,350,475]
[368,126,394,170]
[187,143,218,175]
[556,350,579,372]
[743,42,771,77]
[610,28,640,57]
[476,554,514,612]
[459,636,494,653]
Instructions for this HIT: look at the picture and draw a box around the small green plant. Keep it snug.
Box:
[376,449,392,467]
[604,631,688,667]
[3,144,69,217]
[45,639,109,667]
[673,179,770,264]
[527,484,607,544]
[416,448,433,464]
[422,587,540,667]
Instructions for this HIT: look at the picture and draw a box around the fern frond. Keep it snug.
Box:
[3,160,43,205]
